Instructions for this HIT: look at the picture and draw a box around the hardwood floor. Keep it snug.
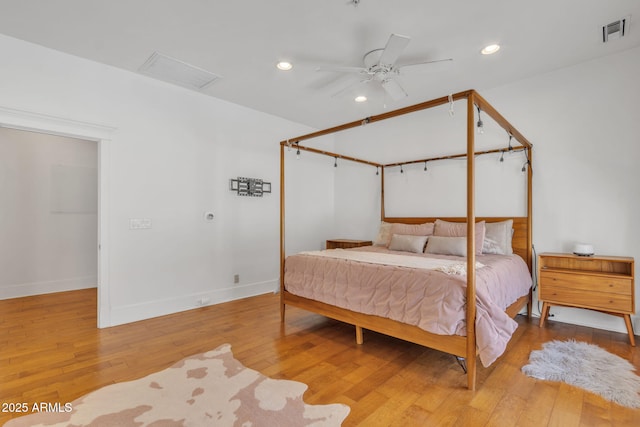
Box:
[1,289,639,426]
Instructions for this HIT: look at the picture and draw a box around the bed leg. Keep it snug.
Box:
[280,301,285,323]
[355,325,363,345]
[467,356,476,390]
[527,288,533,319]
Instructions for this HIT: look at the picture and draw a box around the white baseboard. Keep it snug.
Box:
[0,276,97,300]
[107,279,278,327]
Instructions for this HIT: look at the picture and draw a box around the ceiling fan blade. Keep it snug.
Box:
[381,78,407,100]
[378,33,411,66]
[330,76,373,98]
[315,65,368,74]
[398,58,453,75]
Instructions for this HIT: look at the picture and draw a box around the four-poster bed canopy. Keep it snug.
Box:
[279,89,533,390]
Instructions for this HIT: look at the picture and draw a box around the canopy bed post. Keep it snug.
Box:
[526,146,533,315]
[380,166,385,220]
[280,143,286,322]
[527,146,533,270]
[466,93,478,391]
[473,91,535,315]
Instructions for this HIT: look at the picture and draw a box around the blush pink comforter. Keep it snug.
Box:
[284,246,532,367]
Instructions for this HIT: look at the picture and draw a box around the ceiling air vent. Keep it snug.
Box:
[139,52,221,91]
[602,17,628,42]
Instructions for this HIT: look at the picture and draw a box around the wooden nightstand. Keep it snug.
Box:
[537,252,636,346]
[326,239,372,250]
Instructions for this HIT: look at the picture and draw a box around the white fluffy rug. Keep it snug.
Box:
[522,339,640,408]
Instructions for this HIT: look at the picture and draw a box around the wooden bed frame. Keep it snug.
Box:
[278,90,533,390]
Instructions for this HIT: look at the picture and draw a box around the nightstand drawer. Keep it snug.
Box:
[539,284,633,313]
[539,271,632,295]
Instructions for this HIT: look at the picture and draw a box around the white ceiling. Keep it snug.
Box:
[0,0,639,129]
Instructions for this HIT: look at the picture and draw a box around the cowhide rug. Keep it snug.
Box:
[522,339,640,408]
[5,344,350,426]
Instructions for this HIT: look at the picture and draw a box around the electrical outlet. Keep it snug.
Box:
[197,297,211,306]
[233,274,240,284]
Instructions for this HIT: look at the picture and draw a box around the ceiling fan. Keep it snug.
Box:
[316,33,453,100]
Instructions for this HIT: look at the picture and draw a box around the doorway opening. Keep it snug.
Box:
[0,106,114,327]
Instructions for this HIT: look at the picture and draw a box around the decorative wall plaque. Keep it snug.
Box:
[229,177,271,197]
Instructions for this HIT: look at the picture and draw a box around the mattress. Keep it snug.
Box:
[284,245,532,366]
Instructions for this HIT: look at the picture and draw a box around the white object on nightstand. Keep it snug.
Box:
[572,243,594,256]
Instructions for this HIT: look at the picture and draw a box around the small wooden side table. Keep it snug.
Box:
[537,252,636,346]
[326,239,372,250]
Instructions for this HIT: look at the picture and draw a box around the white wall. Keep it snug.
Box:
[0,128,97,298]
[284,138,336,254]
[0,34,324,326]
[484,46,640,334]
[331,99,528,234]
[331,46,640,335]
[332,159,381,240]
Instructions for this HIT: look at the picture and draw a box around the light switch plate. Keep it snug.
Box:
[129,218,152,230]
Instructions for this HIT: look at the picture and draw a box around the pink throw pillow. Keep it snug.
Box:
[433,219,485,255]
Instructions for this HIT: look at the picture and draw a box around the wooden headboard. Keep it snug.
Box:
[383,217,532,272]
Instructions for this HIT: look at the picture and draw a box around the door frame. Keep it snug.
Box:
[0,105,115,328]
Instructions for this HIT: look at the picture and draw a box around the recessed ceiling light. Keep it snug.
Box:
[276,61,293,71]
[481,44,501,55]
[354,95,367,103]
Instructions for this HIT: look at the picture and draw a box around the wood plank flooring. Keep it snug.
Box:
[1,289,639,426]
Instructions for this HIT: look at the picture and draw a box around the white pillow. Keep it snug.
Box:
[388,234,429,254]
[425,236,467,257]
[373,222,393,246]
[482,219,514,255]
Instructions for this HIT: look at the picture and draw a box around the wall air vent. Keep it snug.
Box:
[139,52,221,91]
[603,17,628,42]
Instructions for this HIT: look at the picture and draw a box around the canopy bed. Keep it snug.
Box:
[279,89,533,390]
